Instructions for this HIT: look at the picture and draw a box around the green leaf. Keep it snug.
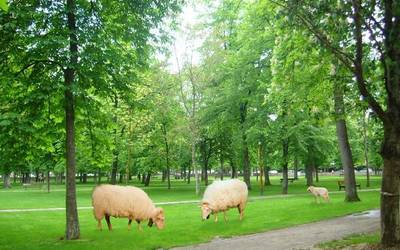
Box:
[0,0,8,11]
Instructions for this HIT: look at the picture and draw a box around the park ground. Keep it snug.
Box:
[0,175,382,250]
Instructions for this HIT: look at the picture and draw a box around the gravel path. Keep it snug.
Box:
[173,210,380,250]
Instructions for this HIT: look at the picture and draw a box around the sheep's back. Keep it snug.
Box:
[202,179,248,211]
[92,185,155,220]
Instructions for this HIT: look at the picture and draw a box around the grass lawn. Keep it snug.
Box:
[0,176,381,249]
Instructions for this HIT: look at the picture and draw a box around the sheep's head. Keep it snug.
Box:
[307,186,314,192]
[148,207,165,230]
[200,202,212,221]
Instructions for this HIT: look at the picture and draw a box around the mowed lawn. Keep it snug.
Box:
[0,176,381,250]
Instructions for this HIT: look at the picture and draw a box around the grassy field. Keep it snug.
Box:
[0,176,381,250]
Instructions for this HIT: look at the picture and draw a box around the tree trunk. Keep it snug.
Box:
[47,168,50,193]
[380,124,400,246]
[264,166,271,186]
[64,0,80,240]
[362,109,370,187]
[258,141,265,195]
[315,166,319,182]
[3,172,11,189]
[219,153,224,181]
[97,168,101,184]
[240,102,251,190]
[281,140,289,194]
[187,164,191,184]
[229,156,237,178]
[294,155,299,180]
[305,163,314,186]
[161,122,171,189]
[144,172,151,187]
[110,95,119,185]
[191,141,199,194]
[334,79,360,202]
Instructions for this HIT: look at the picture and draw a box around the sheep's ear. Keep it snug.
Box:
[148,218,153,227]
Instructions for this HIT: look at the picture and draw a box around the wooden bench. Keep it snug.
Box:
[338,180,360,191]
[280,178,296,183]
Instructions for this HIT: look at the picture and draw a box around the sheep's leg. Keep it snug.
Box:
[214,212,218,222]
[105,214,112,231]
[97,219,102,231]
[128,219,132,231]
[136,220,143,231]
[238,205,244,220]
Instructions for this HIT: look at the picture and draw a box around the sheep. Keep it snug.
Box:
[307,186,330,203]
[92,184,165,231]
[200,179,248,222]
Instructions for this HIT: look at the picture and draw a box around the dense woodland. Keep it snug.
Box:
[0,0,399,247]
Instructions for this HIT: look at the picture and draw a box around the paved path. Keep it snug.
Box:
[174,210,380,250]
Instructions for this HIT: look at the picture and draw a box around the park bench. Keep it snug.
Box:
[280,177,296,183]
[338,180,360,191]
[22,182,43,190]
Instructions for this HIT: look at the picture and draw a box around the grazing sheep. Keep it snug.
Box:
[307,186,330,203]
[200,179,248,222]
[92,184,165,231]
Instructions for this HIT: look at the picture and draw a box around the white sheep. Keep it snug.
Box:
[307,186,330,203]
[200,179,248,222]
[92,184,165,231]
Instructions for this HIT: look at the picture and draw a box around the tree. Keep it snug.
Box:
[271,0,400,246]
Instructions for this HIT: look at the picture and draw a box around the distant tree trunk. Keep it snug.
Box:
[294,155,299,180]
[97,168,101,184]
[333,78,360,202]
[264,166,271,186]
[258,141,265,195]
[229,156,237,178]
[141,173,146,184]
[305,163,313,186]
[220,153,224,181]
[144,172,151,187]
[3,172,11,189]
[64,0,80,240]
[362,109,370,187]
[315,166,319,182]
[161,122,171,189]
[187,164,191,184]
[281,139,289,194]
[110,95,119,185]
[240,102,251,190]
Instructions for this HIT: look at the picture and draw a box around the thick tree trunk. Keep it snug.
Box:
[315,166,319,182]
[281,140,289,194]
[380,123,400,246]
[64,0,80,240]
[334,80,360,202]
[240,102,251,190]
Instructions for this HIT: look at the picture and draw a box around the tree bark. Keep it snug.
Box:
[161,122,171,189]
[264,166,271,186]
[64,0,80,240]
[219,153,224,181]
[240,102,251,190]
[362,109,370,187]
[305,163,314,186]
[229,156,237,178]
[294,155,298,180]
[258,141,265,195]
[333,79,360,202]
[144,172,151,187]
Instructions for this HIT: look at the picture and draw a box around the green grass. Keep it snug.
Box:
[318,232,380,249]
[0,176,381,250]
